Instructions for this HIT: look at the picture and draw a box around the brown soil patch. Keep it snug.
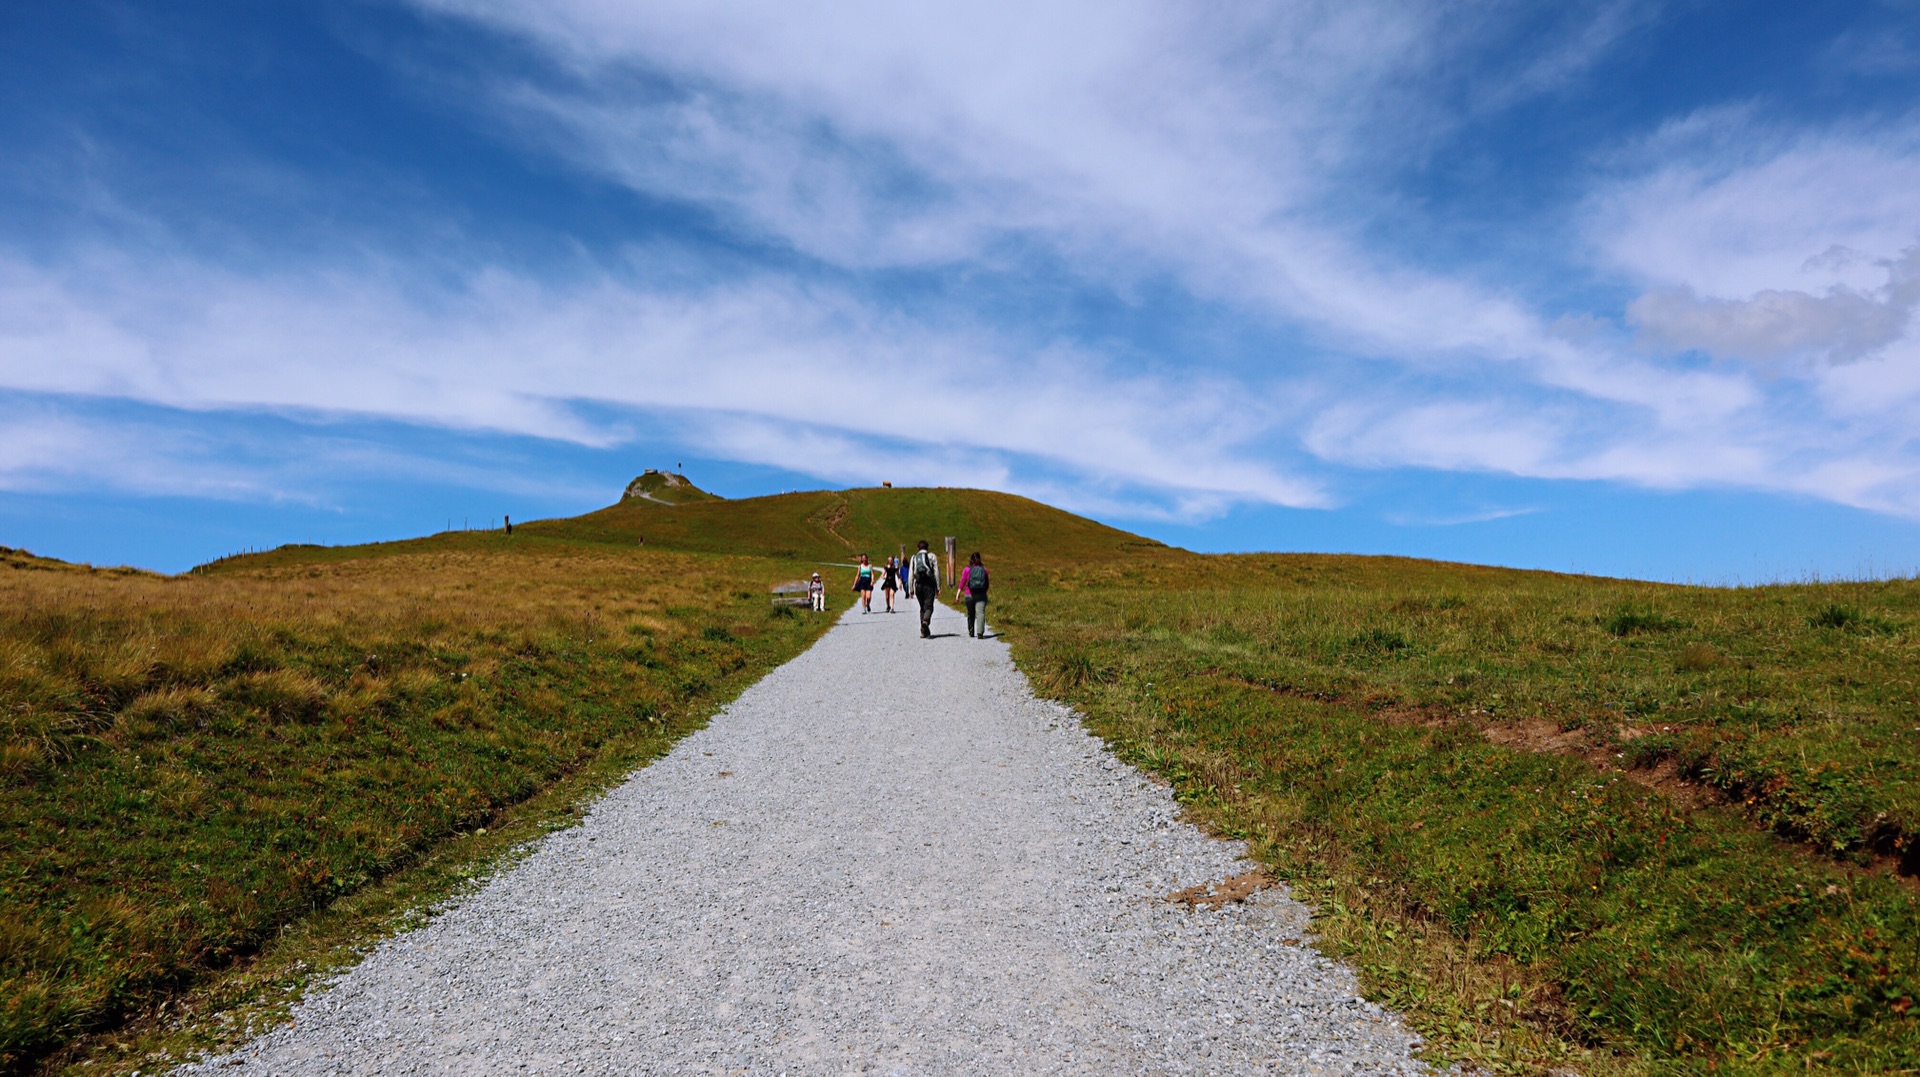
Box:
[1227,673,1911,884]
[810,498,854,549]
[1168,869,1274,908]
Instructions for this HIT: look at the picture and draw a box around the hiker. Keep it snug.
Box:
[853,553,876,613]
[881,556,900,613]
[908,540,942,638]
[808,572,826,612]
[958,551,990,638]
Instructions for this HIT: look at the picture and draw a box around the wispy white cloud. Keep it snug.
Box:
[0,397,611,507]
[415,0,1673,380]
[1590,108,1920,296]
[5,0,1920,533]
[0,409,274,500]
[0,253,1324,514]
[1579,106,1920,516]
[1384,505,1542,527]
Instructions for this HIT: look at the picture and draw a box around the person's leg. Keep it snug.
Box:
[976,596,987,637]
[964,597,978,636]
[918,591,935,636]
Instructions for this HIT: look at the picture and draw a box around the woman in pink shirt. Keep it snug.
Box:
[957,551,990,638]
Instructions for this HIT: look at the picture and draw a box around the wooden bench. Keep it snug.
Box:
[771,580,813,607]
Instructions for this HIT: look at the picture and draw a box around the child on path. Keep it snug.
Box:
[908,540,942,638]
[958,552,990,638]
[882,556,900,613]
[853,554,876,613]
[808,572,825,612]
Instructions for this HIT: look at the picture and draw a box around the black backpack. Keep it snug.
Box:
[913,553,937,589]
[968,564,989,595]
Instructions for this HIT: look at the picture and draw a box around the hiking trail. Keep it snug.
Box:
[182,603,1431,1075]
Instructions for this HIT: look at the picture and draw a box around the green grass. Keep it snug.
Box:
[9,485,1920,1074]
[541,485,1160,569]
[0,535,833,1073]
[620,470,722,505]
[995,553,1920,1072]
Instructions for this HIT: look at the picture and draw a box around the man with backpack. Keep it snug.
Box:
[908,539,942,638]
[958,552,990,638]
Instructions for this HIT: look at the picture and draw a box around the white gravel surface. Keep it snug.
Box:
[182,602,1433,1075]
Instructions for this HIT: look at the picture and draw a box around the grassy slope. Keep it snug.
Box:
[996,553,1920,1074]
[0,484,1145,1073]
[8,489,1919,1074]
[542,486,1163,571]
[0,528,836,1073]
[620,471,721,505]
[552,492,1920,1070]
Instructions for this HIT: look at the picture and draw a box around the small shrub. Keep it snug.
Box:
[1048,649,1112,689]
[1809,603,1898,634]
[1346,628,1411,654]
[218,639,281,675]
[1674,642,1721,672]
[114,687,220,741]
[701,625,737,643]
[1205,623,1253,646]
[1810,604,1860,630]
[221,670,327,722]
[1602,606,1686,636]
[0,742,45,785]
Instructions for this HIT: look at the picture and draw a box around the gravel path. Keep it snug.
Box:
[182,602,1433,1075]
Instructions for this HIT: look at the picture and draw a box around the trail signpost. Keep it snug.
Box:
[944,537,956,583]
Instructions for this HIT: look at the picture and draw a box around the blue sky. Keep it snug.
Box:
[3,1,1919,580]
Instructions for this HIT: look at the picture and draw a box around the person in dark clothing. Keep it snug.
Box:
[958,551,990,638]
[881,556,900,613]
[908,539,942,638]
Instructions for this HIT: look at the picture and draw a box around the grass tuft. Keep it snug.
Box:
[1603,606,1688,636]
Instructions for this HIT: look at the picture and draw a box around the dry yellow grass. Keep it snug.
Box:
[0,533,831,1072]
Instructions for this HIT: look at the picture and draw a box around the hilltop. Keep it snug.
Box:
[532,484,1173,570]
[620,470,721,506]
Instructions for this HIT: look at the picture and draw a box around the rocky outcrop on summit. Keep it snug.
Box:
[621,470,720,505]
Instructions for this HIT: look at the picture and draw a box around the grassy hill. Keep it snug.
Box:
[0,483,1167,1074]
[619,470,721,506]
[5,483,1919,1074]
[996,552,1920,1074]
[1,514,835,1072]
[539,485,1169,571]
